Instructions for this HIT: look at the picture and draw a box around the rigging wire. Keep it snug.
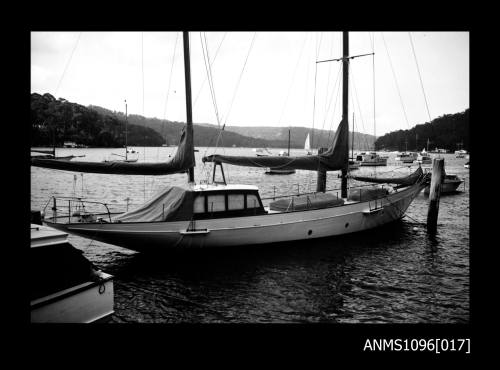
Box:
[277,33,308,125]
[162,32,180,134]
[141,32,146,201]
[381,32,410,129]
[310,32,324,150]
[193,32,227,108]
[325,65,342,145]
[408,32,432,122]
[199,33,223,181]
[201,32,258,183]
[348,63,368,145]
[54,32,82,97]
[200,32,221,126]
[221,32,257,126]
[151,32,180,196]
[371,32,376,148]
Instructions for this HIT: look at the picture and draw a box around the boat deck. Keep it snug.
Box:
[31,224,68,248]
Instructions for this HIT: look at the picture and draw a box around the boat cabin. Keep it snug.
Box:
[191,184,266,219]
[111,184,267,223]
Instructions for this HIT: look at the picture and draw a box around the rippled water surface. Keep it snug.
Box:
[31,147,470,323]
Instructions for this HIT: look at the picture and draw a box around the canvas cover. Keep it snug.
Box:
[351,166,423,186]
[31,125,195,176]
[203,119,349,172]
[270,193,344,211]
[347,187,388,202]
[113,186,194,222]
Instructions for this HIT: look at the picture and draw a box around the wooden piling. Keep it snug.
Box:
[426,158,445,233]
[316,147,328,192]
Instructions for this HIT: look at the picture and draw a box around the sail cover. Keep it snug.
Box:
[203,119,349,172]
[113,186,193,222]
[31,125,195,175]
[31,149,55,155]
[351,166,423,185]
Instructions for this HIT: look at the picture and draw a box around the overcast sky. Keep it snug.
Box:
[31,31,469,136]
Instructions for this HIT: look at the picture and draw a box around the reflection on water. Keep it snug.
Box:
[31,148,469,323]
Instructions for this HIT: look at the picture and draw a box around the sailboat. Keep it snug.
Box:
[32,31,429,251]
[265,129,296,175]
[104,100,138,163]
[304,133,312,155]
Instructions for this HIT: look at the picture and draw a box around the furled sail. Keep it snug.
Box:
[31,125,195,175]
[31,149,55,155]
[351,166,424,185]
[203,119,349,172]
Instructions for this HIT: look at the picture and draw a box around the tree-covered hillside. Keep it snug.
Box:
[375,109,469,152]
[31,93,165,147]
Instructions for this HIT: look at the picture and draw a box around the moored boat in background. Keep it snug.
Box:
[356,152,388,166]
[424,173,464,194]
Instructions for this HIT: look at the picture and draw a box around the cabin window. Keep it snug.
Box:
[228,194,245,210]
[207,194,226,212]
[193,195,205,213]
[246,194,260,209]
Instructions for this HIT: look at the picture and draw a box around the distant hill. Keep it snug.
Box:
[89,105,376,150]
[216,125,376,150]
[31,93,165,147]
[375,109,470,152]
[89,105,282,148]
[31,93,377,149]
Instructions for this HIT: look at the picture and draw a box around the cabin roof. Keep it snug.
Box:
[191,184,259,192]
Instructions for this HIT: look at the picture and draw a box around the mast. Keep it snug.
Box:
[183,31,195,183]
[351,112,355,160]
[287,129,291,156]
[125,99,128,161]
[341,31,349,198]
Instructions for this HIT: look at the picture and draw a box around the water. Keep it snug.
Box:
[31,147,470,323]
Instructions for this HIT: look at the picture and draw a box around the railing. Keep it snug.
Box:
[43,196,117,224]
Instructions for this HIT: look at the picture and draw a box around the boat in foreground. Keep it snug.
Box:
[32,31,430,252]
[30,222,114,322]
[43,176,427,251]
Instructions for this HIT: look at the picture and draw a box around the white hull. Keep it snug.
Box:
[45,183,425,251]
[31,273,114,323]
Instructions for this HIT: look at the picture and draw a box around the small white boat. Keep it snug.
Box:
[455,149,467,158]
[464,161,469,169]
[266,133,296,174]
[396,152,418,163]
[356,152,387,166]
[415,153,432,165]
[30,223,114,323]
[348,159,360,170]
[253,148,273,157]
[424,174,464,194]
